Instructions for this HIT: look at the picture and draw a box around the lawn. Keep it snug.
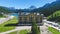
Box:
[19,30,30,34]
[48,27,60,34]
[0,17,18,33]
[9,31,17,34]
[8,30,30,34]
[0,15,6,18]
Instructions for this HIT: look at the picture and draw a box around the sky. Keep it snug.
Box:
[0,0,56,9]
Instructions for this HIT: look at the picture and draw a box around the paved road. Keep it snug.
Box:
[40,23,52,34]
[0,19,53,34]
[0,23,52,34]
[0,26,31,34]
[43,19,60,31]
[0,16,14,24]
[0,18,6,24]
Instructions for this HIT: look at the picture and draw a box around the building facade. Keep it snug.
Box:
[18,12,43,26]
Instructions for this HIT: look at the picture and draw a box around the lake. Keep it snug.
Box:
[10,13,18,19]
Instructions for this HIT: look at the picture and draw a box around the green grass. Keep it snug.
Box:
[0,15,6,18]
[19,30,30,34]
[48,27,60,34]
[47,10,60,24]
[8,30,30,34]
[9,31,17,34]
[0,14,6,18]
[47,10,60,19]
[0,17,18,33]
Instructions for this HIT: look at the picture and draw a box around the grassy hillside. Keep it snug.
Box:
[48,27,60,34]
[0,17,18,32]
[47,10,60,22]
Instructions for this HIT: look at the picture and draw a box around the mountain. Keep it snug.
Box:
[28,6,36,10]
[18,6,37,13]
[0,6,10,13]
[0,6,11,17]
[6,7,18,13]
[31,0,60,17]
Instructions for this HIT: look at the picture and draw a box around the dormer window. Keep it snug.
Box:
[25,13,30,15]
[37,13,39,15]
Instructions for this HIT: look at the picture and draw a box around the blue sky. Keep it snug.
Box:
[0,0,56,9]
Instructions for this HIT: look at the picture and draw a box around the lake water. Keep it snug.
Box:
[10,13,18,19]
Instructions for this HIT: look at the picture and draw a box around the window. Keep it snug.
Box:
[29,17,32,23]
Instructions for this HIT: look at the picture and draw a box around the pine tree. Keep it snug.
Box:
[38,26,40,33]
[31,20,40,34]
[55,14,57,17]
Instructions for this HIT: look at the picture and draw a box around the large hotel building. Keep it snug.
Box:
[18,12,44,26]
